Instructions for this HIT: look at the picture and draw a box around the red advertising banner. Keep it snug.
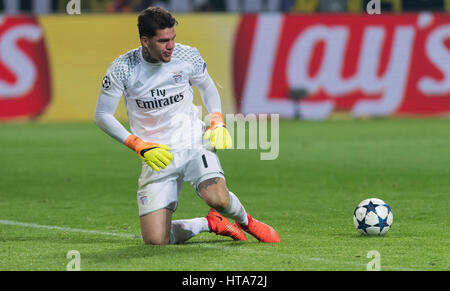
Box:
[0,16,51,120]
[234,13,450,119]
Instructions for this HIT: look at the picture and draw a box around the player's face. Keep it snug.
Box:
[142,27,176,63]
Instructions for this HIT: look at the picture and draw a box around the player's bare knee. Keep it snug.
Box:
[199,178,229,210]
[143,235,170,245]
[141,225,170,245]
[214,191,230,211]
[206,196,228,211]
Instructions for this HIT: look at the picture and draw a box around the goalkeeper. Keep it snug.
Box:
[94,6,280,245]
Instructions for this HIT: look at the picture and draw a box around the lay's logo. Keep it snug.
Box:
[0,16,51,121]
[234,13,450,118]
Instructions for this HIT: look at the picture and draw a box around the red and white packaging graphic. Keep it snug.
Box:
[234,13,450,119]
[0,16,51,120]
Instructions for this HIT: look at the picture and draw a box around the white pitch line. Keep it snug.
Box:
[0,219,139,239]
[0,219,423,270]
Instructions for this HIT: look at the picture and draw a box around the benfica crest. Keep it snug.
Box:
[172,71,183,84]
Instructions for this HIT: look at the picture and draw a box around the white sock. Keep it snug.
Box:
[169,218,209,244]
[219,192,249,226]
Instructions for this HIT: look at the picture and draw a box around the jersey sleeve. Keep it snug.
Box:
[173,44,208,86]
[195,68,222,114]
[188,47,208,84]
[95,53,136,144]
[94,92,131,144]
[99,54,132,98]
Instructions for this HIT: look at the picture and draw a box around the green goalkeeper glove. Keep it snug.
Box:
[125,135,174,171]
[203,112,232,150]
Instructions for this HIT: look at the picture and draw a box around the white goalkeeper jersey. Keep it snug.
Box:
[98,43,216,151]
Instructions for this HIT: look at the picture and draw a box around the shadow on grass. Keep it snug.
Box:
[1,228,261,270]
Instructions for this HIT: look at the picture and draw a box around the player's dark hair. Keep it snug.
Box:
[138,6,178,38]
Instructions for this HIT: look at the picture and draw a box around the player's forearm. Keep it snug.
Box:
[94,93,131,144]
[94,111,131,144]
[195,70,222,114]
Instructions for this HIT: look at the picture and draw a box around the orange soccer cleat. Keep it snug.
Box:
[206,209,247,241]
[234,214,281,243]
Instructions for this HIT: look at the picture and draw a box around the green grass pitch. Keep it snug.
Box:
[0,118,449,271]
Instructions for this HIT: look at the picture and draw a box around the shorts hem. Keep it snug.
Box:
[138,203,178,217]
[195,172,225,195]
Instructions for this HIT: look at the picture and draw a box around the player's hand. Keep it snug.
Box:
[203,112,232,150]
[125,135,174,171]
[139,144,173,171]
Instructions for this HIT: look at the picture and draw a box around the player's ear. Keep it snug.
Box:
[140,36,150,48]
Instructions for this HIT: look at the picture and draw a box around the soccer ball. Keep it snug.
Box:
[353,198,393,236]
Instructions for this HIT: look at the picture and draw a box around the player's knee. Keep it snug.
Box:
[143,235,170,245]
[211,192,229,211]
[200,183,230,211]
[142,232,170,245]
